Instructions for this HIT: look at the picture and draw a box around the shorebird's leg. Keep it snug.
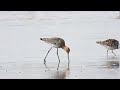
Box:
[44,47,53,67]
[112,50,116,56]
[107,50,109,57]
[57,48,60,70]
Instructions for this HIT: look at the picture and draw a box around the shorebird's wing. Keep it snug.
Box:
[103,39,119,47]
[49,38,63,46]
[103,40,112,46]
[41,37,64,47]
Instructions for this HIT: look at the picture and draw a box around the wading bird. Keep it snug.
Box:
[40,37,70,70]
[96,39,119,57]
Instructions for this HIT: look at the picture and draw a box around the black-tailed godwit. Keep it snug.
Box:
[40,37,70,70]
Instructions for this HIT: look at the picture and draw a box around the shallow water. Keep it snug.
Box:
[0,11,120,79]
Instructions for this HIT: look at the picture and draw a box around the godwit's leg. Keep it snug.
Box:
[67,53,70,70]
[57,48,60,70]
[44,47,53,67]
[112,50,116,56]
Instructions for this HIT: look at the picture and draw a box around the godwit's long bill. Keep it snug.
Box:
[40,37,70,70]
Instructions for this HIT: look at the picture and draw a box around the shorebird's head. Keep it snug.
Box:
[96,41,102,44]
[62,46,70,54]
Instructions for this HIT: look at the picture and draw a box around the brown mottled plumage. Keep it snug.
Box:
[40,37,70,70]
[96,39,119,57]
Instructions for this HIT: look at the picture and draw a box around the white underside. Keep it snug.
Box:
[50,44,59,48]
[103,45,116,50]
[53,45,59,48]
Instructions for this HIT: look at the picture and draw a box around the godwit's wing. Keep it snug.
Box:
[40,37,65,48]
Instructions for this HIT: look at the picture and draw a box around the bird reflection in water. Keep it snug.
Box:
[106,60,119,69]
[50,68,70,79]
[105,57,119,69]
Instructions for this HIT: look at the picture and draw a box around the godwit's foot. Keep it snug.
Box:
[44,60,47,68]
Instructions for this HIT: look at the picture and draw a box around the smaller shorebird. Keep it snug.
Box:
[40,37,70,70]
[96,39,119,57]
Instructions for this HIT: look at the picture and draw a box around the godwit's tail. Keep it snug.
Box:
[40,38,50,43]
[40,38,47,41]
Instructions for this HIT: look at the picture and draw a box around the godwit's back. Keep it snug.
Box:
[40,37,65,48]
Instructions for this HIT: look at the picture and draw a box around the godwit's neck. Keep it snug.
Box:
[62,46,68,50]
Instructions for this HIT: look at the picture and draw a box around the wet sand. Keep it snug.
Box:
[0,56,119,79]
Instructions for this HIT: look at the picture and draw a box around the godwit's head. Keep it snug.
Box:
[62,46,70,54]
[62,45,70,69]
